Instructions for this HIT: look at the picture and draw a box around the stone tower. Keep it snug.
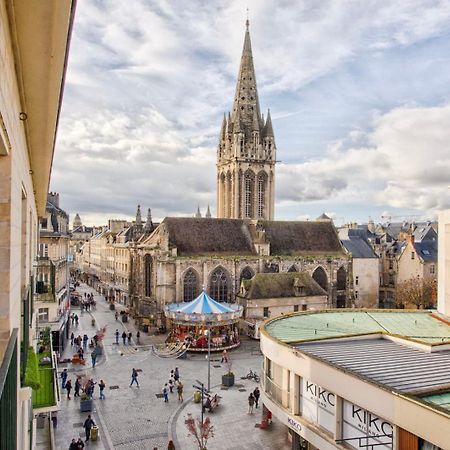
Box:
[217,20,276,220]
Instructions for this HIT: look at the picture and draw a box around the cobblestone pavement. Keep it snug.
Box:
[54,283,291,450]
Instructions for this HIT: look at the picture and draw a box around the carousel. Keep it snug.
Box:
[163,289,243,353]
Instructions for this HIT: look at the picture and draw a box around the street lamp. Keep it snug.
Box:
[204,327,211,391]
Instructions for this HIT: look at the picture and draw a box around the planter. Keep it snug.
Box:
[80,399,93,412]
[109,304,115,311]
[222,373,235,387]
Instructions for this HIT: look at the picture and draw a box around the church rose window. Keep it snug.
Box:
[210,267,229,302]
[183,269,198,302]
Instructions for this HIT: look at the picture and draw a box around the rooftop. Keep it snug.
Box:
[263,310,450,346]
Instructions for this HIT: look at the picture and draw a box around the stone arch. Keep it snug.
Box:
[337,266,347,291]
[287,264,298,273]
[240,266,255,283]
[209,265,230,302]
[182,268,200,302]
[244,169,255,218]
[312,266,328,291]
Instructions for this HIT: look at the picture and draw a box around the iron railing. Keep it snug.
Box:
[0,329,18,450]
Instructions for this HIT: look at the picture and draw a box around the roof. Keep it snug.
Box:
[413,224,437,242]
[263,310,450,346]
[242,272,327,299]
[258,220,344,256]
[423,391,450,413]
[298,338,450,394]
[413,240,438,262]
[168,290,237,314]
[341,236,377,258]
[163,218,256,256]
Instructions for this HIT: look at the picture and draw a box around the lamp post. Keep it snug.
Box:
[205,327,211,391]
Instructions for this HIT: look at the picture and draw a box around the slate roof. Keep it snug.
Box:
[413,240,438,262]
[299,338,450,394]
[413,224,437,243]
[341,236,377,259]
[163,218,256,256]
[242,272,327,299]
[258,220,344,256]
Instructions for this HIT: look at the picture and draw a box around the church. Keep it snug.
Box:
[129,21,351,322]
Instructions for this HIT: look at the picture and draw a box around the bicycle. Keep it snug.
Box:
[245,369,260,383]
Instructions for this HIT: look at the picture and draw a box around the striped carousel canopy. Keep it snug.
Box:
[164,290,242,323]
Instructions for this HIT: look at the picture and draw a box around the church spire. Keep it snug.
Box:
[144,208,153,233]
[135,204,142,227]
[195,205,202,218]
[264,109,274,137]
[206,205,211,218]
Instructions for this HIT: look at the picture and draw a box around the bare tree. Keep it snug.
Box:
[395,277,436,309]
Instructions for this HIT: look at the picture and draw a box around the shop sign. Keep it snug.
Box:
[287,416,302,433]
[342,400,393,450]
[300,378,335,433]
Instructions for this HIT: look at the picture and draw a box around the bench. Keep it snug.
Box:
[203,394,221,412]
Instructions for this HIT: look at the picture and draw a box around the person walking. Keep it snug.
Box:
[83,414,95,441]
[83,334,88,349]
[69,438,78,450]
[174,367,179,382]
[122,331,127,345]
[66,379,72,400]
[70,332,75,346]
[136,330,140,344]
[177,381,184,402]
[127,332,132,345]
[163,384,169,402]
[74,377,81,398]
[221,349,228,363]
[130,368,139,387]
[248,392,255,414]
[75,314,79,326]
[99,379,106,399]
[76,437,85,449]
[168,378,174,393]
[115,329,119,345]
[253,387,260,408]
[91,350,97,368]
[61,369,68,389]
[167,441,175,450]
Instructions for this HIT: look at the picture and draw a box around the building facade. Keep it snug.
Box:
[438,210,450,315]
[217,20,276,220]
[0,1,74,448]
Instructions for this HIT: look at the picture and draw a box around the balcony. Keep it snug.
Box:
[264,375,284,407]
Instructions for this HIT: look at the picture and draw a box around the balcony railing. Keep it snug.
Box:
[264,375,284,406]
[0,329,18,450]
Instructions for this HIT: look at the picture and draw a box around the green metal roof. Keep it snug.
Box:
[423,392,450,412]
[263,310,450,345]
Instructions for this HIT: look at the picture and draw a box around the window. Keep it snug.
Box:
[355,276,359,286]
[210,267,229,302]
[257,174,266,218]
[389,259,394,270]
[144,255,152,297]
[301,304,307,311]
[312,266,328,290]
[41,218,48,229]
[355,291,358,299]
[244,171,254,218]
[183,269,199,302]
[430,265,435,275]
[263,307,269,317]
[38,308,49,322]
[294,305,299,312]
[411,252,415,260]
[240,267,254,283]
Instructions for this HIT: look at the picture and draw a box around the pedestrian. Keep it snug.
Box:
[174,367,179,382]
[78,347,84,361]
[248,393,255,414]
[61,369,68,389]
[221,349,228,363]
[66,379,72,399]
[83,414,95,441]
[74,377,81,398]
[136,330,140,344]
[168,378,174,393]
[122,331,127,345]
[88,379,96,398]
[127,332,132,344]
[163,384,169,402]
[253,387,260,408]
[71,313,75,325]
[70,332,75,346]
[76,437,85,449]
[69,438,78,450]
[168,441,175,450]
[91,350,97,368]
[115,329,119,345]
[130,368,139,387]
[99,379,106,400]
[177,381,184,402]
[75,314,79,325]
[83,334,88,349]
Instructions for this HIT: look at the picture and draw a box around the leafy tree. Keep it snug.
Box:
[395,277,436,309]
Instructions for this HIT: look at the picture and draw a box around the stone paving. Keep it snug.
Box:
[54,283,291,450]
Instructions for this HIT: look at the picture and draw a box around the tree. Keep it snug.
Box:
[395,277,436,309]
[185,413,214,450]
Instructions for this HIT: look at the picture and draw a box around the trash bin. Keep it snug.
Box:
[194,391,201,403]
[90,425,99,441]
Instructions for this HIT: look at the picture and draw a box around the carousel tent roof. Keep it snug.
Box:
[168,290,237,314]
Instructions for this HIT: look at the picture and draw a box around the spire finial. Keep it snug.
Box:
[246,7,249,30]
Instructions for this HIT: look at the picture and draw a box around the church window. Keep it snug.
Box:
[241,96,245,100]
[257,173,266,218]
[244,171,255,218]
[144,255,152,297]
[337,266,347,290]
[250,97,254,100]
[210,267,229,302]
[241,106,244,110]
[183,269,199,302]
[312,266,328,290]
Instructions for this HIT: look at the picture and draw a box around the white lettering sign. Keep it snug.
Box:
[342,400,393,450]
[300,378,335,433]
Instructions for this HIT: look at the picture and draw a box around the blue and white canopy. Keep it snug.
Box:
[164,290,243,324]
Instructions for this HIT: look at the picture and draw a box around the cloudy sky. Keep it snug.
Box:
[52,0,450,226]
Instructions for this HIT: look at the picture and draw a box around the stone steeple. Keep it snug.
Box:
[206,205,211,218]
[135,205,143,229]
[144,208,154,233]
[217,19,276,220]
[195,205,202,218]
